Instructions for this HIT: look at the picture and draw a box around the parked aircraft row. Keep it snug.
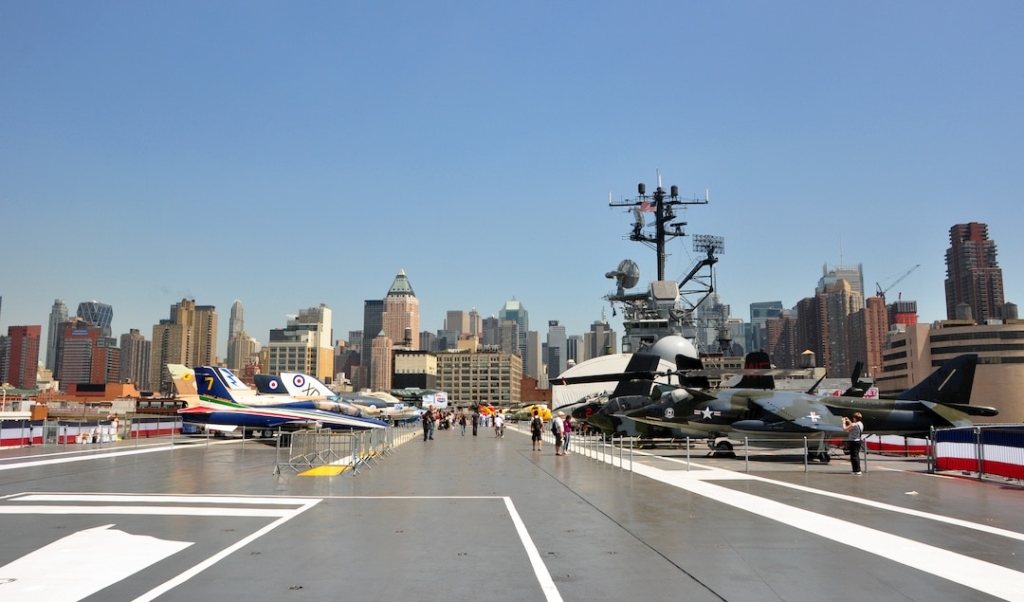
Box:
[559,350,997,460]
[167,365,415,435]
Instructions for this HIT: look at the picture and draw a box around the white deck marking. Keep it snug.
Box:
[504,497,563,602]
[0,524,191,602]
[621,456,1024,601]
[130,497,322,602]
[654,456,1024,542]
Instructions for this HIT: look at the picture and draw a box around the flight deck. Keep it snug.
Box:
[0,423,1022,601]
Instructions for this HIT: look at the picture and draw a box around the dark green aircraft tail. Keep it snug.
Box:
[895,354,977,405]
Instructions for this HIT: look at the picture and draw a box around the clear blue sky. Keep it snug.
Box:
[2,1,1022,355]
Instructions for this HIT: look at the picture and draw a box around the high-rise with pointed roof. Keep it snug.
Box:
[382,269,419,350]
[46,299,68,372]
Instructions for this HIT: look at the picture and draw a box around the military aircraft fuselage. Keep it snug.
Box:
[629,387,985,442]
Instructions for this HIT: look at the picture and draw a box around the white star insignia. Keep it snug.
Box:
[701,407,714,420]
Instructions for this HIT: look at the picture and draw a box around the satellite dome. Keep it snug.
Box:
[650,335,698,364]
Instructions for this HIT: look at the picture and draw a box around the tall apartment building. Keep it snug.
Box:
[445,310,470,335]
[370,332,393,391]
[149,299,218,394]
[764,310,798,369]
[845,295,888,377]
[526,331,543,386]
[57,319,119,385]
[436,349,522,407]
[481,316,499,347]
[497,320,519,355]
[228,300,244,343]
[119,329,151,390]
[795,292,828,369]
[227,332,259,372]
[825,279,863,378]
[944,222,1005,323]
[2,325,41,389]
[45,299,68,372]
[382,270,419,349]
[749,301,783,354]
[499,297,529,360]
[546,321,567,378]
[359,300,384,389]
[267,304,333,382]
[583,318,617,361]
[819,263,865,298]
[468,308,483,338]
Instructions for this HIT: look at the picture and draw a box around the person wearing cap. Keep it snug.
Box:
[552,411,566,456]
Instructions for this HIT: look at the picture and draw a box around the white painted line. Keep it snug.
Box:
[130,498,322,602]
[652,456,1024,543]
[504,497,563,602]
[0,506,295,517]
[14,494,314,506]
[0,441,235,471]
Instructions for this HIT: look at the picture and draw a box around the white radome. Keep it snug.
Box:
[649,335,699,363]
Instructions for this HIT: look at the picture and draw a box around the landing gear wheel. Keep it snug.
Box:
[713,440,735,458]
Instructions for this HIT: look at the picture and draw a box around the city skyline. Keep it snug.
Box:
[2,3,1021,352]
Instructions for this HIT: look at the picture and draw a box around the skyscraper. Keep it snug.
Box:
[499,298,529,369]
[46,299,68,372]
[77,301,114,337]
[267,304,333,381]
[149,299,218,394]
[445,310,470,335]
[825,279,863,378]
[359,299,385,390]
[3,325,41,389]
[226,300,248,370]
[119,329,151,390]
[944,222,1005,323]
[382,269,419,349]
[546,321,567,379]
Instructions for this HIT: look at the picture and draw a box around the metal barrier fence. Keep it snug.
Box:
[274,426,403,475]
[551,430,868,474]
[931,424,1024,481]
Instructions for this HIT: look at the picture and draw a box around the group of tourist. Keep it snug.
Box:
[530,409,572,455]
[422,406,576,456]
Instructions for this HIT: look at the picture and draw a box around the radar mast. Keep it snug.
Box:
[606,174,724,354]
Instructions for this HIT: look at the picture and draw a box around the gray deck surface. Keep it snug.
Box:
[0,422,1022,601]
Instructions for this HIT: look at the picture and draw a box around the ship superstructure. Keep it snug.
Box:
[606,175,724,354]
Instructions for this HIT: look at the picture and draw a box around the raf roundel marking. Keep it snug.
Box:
[293,375,305,388]
[665,408,675,420]
[268,380,279,390]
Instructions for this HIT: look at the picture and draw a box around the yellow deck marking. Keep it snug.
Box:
[300,466,348,476]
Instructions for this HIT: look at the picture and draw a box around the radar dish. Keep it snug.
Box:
[618,259,640,289]
[614,259,641,290]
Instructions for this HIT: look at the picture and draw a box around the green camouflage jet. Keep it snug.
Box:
[623,353,996,459]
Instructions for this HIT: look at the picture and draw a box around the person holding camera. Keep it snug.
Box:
[842,412,865,475]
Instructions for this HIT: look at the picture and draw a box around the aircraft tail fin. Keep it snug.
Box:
[280,372,335,399]
[675,354,710,389]
[253,374,287,394]
[193,366,249,402]
[733,350,775,390]
[609,353,663,399]
[167,364,200,408]
[896,354,977,405]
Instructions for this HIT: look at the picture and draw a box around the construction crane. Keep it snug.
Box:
[875,264,921,304]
